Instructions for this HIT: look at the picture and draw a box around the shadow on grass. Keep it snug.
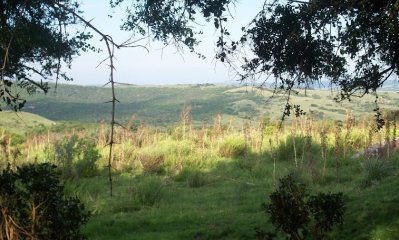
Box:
[67,148,399,240]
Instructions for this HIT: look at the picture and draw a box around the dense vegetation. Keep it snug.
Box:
[0,164,90,240]
[1,95,399,239]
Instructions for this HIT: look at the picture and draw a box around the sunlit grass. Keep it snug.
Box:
[2,103,399,239]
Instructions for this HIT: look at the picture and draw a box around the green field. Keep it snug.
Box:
[20,84,399,125]
[0,111,55,135]
[1,84,399,240]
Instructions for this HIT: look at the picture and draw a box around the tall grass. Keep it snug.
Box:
[3,110,399,239]
[4,111,399,187]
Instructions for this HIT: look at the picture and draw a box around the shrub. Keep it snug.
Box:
[361,158,394,187]
[265,175,309,239]
[346,130,365,151]
[219,135,248,158]
[158,139,192,170]
[275,136,303,161]
[275,136,319,162]
[263,125,275,136]
[10,133,25,146]
[48,135,100,179]
[234,157,257,171]
[133,177,165,206]
[137,149,165,174]
[175,168,207,188]
[261,175,345,240]
[0,164,90,240]
[75,139,100,178]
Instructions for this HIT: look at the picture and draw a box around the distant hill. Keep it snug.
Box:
[380,79,399,90]
[0,111,55,135]
[17,83,399,126]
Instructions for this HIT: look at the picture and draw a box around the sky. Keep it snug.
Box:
[64,1,264,86]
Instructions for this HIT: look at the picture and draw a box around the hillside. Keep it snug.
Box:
[0,111,55,135]
[19,84,399,125]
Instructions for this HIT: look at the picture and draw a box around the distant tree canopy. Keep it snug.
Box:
[1,0,399,119]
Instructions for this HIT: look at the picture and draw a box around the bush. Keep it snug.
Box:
[275,136,319,162]
[75,138,100,178]
[10,133,25,146]
[0,164,90,240]
[219,135,248,158]
[345,130,365,151]
[158,139,191,171]
[47,135,100,179]
[260,175,345,240]
[137,148,165,174]
[133,177,165,206]
[361,158,394,187]
[233,156,257,171]
[175,168,207,188]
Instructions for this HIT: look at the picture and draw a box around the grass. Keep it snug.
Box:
[6,142,399,239]
[46,121,396,239]
[2,86,399,239]
[3,115,399,240]
[0,111,55,135]
[72,156,399,240]
[79,171,269,240]
[333,175,399,239]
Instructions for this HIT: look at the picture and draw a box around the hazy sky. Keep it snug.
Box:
[64,1,263,86]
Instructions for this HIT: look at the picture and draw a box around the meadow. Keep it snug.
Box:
[1,84,399,239]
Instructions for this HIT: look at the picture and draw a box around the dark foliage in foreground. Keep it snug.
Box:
[259,174,344,240]
[0,163,90,240]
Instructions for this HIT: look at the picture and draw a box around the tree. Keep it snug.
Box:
[1,0,238,112]
[234,0,399,125]
[0,0,94,111]
[1,0,398,195]
[259,175,344,240]
[96,1,399,124]
[0,164,90,240]
[1,0,237,196]
[2,1,398,112]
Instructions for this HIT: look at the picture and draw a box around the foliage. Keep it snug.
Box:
[47,135,100,179]
[2,0,398,128]
[175,168,207,188]
[132,176,165,207]
[262,174,344,240]
[361,158,395,187]
[219,135,248,158]
[136,148,166,174]
[344,130,366,151]
[112,0,235,55]
[275,136,307,161]
[0,163,89,240]
[237,0,399,122]
[265,175,309,239]
[0,0,94,111]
